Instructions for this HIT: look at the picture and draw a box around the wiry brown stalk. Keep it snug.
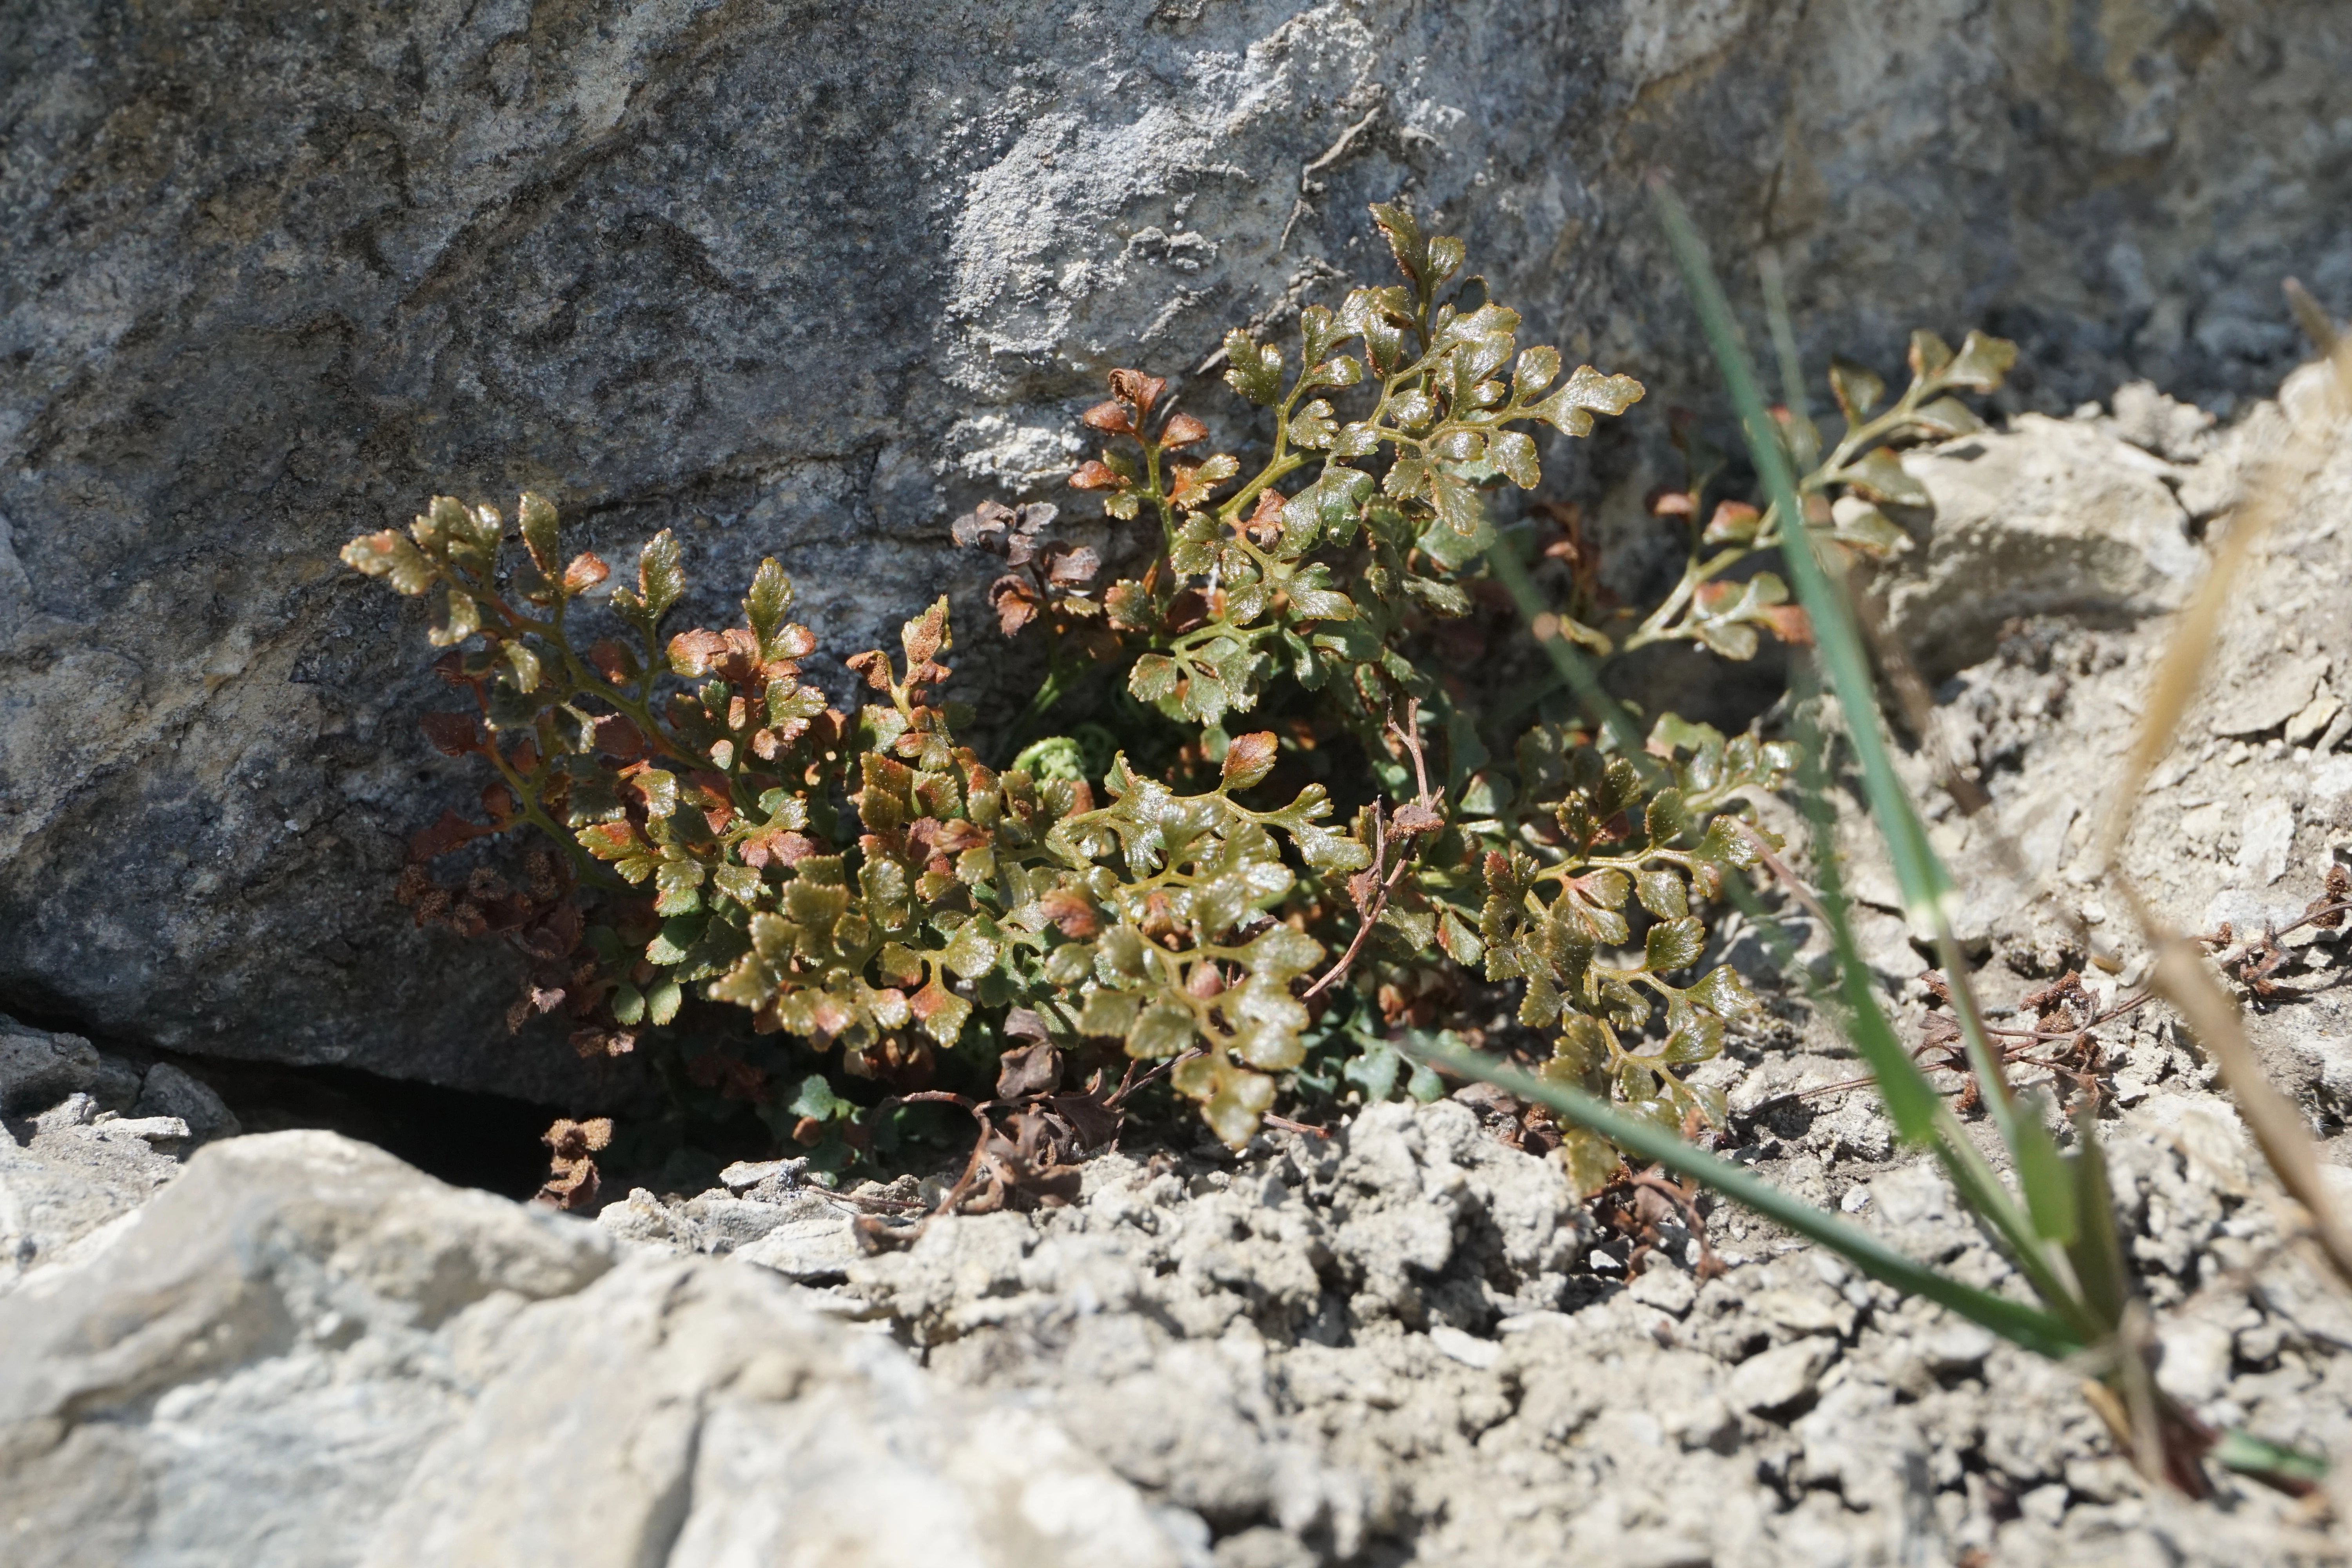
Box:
[1730,817,1835,929]
[1304,701,1443,1000]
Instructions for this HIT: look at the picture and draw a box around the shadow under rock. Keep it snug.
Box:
[4,1002,566,1200]
[1606,636,1795,740]
[185,1056,564,1200]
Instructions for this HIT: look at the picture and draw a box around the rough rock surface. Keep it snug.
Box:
[6,0,2352,1100]
[0,1128,1184,1568]
[8,1071,2347,1566]
[1884,413,2204,678]
[0,1016,130,1118]
[1849,363,2352,1100]
[1,1014,241,1294]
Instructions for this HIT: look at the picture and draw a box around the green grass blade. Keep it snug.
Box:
[1650,182,2022,1151]
[1777,669,1955,1147]
[1648,184,1943,923]
[2010,1094,2082,1247]
[1719,842,2088,1328]
[1757,247,1811,424]
[1416,1042,2087,1360]
[2214,1428,2330,1488]
[1760,605,2091,1327]
[2064,1105,2130,1332]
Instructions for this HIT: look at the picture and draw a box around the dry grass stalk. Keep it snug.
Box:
[2129,897,2352,1287]
[2096,316,2352,1289]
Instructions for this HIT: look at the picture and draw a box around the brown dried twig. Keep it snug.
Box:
[857,1041,1133,1250]
[1594,1164,1727,1283]
[2129,887,2352,1289]
[1262,1112,1332,1139]
[1304,701,1444,999]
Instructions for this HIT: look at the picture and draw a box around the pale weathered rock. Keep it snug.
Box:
[1884,415,2201,676]
[0,1102,183,1296]
[2107,380,2218,463]
[0,1019,196,1294]
[366,1259,1179,1568]
[595,1180,863,1281]
[93,1114,191,1143]
[715,1072,2352,1566]
[6,0,2352,1099]
[8,1028,2352,1567]
[1727,1334,1838,1414]
[2232,795,2296,885]
[0,1129,1180,1568]
[2211,653,2328,739]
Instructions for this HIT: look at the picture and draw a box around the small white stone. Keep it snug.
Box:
[719,1158,806,1192]
[731,1216,861,1282]
[105,1116,191,1144]
[2234,797,2296,886]
[2155,1318,2236,1406]
[1923,1321,1998,1372]
[2178,801,2231,845]
[1838,1184,1872,1214]
[1728,1336,1837,1414]
[2317,755,2352,801]
[1428,1324,1501,1370]
[1628,1265,1697,1317]
[2020,1482,2069,1527]
[2288,692,2343,749]
[1751,1287,1855,1338]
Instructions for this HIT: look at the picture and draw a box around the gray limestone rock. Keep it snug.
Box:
[727,1083,2352,1566]
[0,1129,1181,1568]
[595,1180,863,1282]
[130,1062,243,1145]
[0,1095,186,1295]
[1727,1334,1838,1414]
[6,0,2351,1099]
[5,1029,2352,1565]
[0,1020,130,1114]
[0,1017,105,1116]
[2210,653,2329,739]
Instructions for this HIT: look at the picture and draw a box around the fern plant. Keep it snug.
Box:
[344,200,2010,1185]
[344,505,1372,1151]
